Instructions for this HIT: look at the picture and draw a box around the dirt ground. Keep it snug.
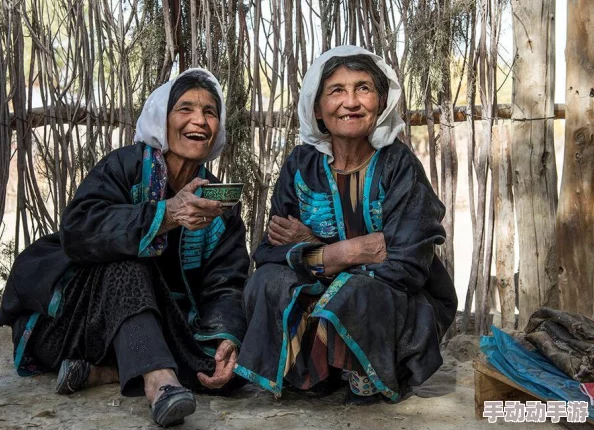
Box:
[0,327,571,430]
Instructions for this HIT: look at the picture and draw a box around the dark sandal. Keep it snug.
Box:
[150,385,196,427]
[55,359,91,394]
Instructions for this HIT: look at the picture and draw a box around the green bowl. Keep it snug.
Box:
[201,183,244,207]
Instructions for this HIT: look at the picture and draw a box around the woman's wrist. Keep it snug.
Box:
[321,240,357,275]
[157,199,178,235]
[340,240,360,266]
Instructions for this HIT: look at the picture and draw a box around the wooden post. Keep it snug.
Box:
[511,0,558,330]
[439,0,458,283]
[557,0,594,317]
[190,0,198,67]
[492,125,516,330]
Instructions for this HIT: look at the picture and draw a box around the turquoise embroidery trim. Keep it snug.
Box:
[302,281,325,295]
[197,344,217,357]
[311,272,399,401]
[130,183,142,204]
[378,182,386,200]
[14,312,40,375]
[234,364,281,394]
[370,181,385,231]
[195,332,242,358]
[276,285,305,389]
[312,272,352,314]
[362,151,382,233]
[194,333,242,349]
[233,284,307,396]
[295,170,337,239]
[47,292,61,318]
[139,200,166,257]
[141,145,153,199]
[204,218,225,259]
[322,155,346,240]
[180,217,225,271]
[183,236,204,244]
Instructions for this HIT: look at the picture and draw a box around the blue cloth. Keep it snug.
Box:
[481,326,593,418]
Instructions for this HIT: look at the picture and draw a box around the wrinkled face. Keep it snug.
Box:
[314,66,381,140]
[166,88,220,162]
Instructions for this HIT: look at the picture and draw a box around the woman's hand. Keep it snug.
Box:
[267,215,322,246]
[158,178,223,234]
[197,340,237,389]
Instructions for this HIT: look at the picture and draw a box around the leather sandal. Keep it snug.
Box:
[150,385,196,427]
[55,359,91,394]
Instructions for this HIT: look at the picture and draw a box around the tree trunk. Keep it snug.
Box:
[557,0,594,317]
[511,0,558,330]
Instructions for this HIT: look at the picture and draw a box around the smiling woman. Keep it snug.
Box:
[235,46,458,405]
[0,69,250,427]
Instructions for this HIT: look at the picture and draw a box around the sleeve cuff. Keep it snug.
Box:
[286,242,327,278]
[193,333,242,357]
[303,245,327,276]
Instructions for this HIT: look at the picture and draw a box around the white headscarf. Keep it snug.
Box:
[134,68,227,163]
[298,45,405,162]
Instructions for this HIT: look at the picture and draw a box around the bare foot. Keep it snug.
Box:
[143,368,181,406]
[87,365,119,387]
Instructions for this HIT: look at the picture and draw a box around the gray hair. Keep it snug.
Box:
[167,70,221,117]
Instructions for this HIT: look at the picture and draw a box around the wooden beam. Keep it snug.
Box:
[6,104,567,131]
[7,107,125,129]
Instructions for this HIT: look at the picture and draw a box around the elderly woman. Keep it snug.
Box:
[235,46,457,404]
[0,69,249,426]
